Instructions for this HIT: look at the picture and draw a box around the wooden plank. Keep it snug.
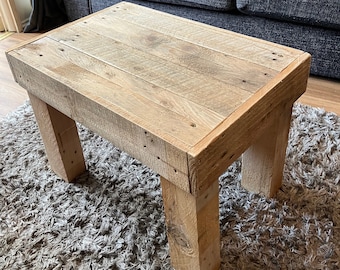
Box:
[7,38,213,147]
[74,93,192,192]
[5,35,336,123]
[0,0,16,31]
[4,41,335,123]
[0,12,6,31]
[107,2,304,71]
[188,53,311,196]
[38,36,225,131]
[5,5,314,270]
[241,102,293,197]
[7,0,23,32]
[47,26,253,118]
[70,15,278,93]
[28,93,86,181]
[7,48,192,193]
[161,176,220,269]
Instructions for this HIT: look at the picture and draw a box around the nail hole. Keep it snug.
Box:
[190,123,196,127]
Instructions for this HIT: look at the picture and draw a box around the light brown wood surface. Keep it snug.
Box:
[299,76,340,114]
[2,2,339,269]
[242,102,293,196]
[7,2,310,194]
[28,92,86,181]
[1,36,339,121]
[187,53,310,195]
[161,177,220,269]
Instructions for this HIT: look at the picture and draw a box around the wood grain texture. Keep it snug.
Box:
[241,102,293,197]
[188,53,311,196]
[7,48,192,192]
[57,16,278,94]
[110,2,302,71]
[28,93,86,181]
[6,0,311,216]
[47,25,252,118]
[1,38,339,120]
[161,177,220,269]
[299,76,340,115]
[5,3,315,269]
[6,2,308,152]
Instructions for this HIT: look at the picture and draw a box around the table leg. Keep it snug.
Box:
[161,177,220,270]
[241,103,293,197]
[28,93,86,182]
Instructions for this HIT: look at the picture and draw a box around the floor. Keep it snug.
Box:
[0,33,39,119]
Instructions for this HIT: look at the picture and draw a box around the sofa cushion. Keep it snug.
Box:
[89,0,339,79]
[236,0,340,30]
[92,0,236,11]
[64,0,91,21]
[146,0,236,10]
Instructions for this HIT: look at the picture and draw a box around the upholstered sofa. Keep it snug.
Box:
[62,0,339,80]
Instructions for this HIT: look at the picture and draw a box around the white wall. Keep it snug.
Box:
[14,0,32,25]
[0,14,5,31]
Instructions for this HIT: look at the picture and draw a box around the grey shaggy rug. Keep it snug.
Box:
[0,102,339,270]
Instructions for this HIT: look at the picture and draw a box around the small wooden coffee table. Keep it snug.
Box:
[7,2,310,269]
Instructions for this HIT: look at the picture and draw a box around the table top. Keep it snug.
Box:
[7,1,310,156]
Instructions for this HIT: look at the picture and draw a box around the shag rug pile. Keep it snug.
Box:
[0,102,339,269]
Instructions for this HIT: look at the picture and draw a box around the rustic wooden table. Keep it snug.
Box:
[7,2,311,269]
